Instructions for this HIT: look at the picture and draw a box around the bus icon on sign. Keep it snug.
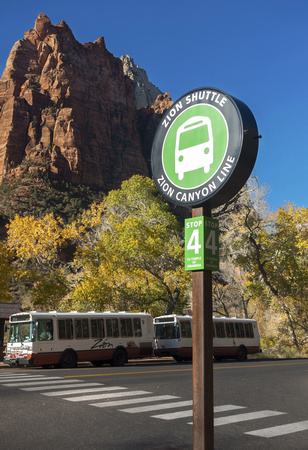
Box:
[175,116,214,180]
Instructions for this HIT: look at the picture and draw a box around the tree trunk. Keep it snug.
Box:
[166,288,180,314]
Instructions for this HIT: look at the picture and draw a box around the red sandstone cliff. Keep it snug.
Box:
[0,14,173,191]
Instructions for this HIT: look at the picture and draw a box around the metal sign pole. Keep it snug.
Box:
[192,205,214,450]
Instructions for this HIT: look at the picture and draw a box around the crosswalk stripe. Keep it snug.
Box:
[0,373,33,377]
[64,390,152,402]
[214,410,286,426]
[152,410,193,420]
[91,395,180,408]
[43,386,127,396]
[214,405,246,413]
[188,405,249,425]
[119,400,193,414]
[0,375,48,380]
[0,376,57,383]
[2,379,83,387]
[22,382,102,392]
[245,420,308,438]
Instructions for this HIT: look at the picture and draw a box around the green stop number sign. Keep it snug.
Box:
[185,216,219,271]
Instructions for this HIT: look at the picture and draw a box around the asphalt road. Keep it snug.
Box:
[0,358,307,449]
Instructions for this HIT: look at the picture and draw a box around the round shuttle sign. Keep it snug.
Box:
[151,87,259,208]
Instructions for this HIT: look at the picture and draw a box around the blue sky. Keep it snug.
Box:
[0,0,307,211]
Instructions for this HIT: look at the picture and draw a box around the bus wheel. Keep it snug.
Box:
[111,348,127,366]
[60,350,77,368]
[237,345,247,361]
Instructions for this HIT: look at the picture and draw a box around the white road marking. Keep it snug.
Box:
[214,410,286,426]
[120,400,193,414]
[43,386,127,396]
[22,382,102,392]
[0,376,62,383]
[0,375,49,380]
[187,405,247,425]
[2,379,83,387]
[152,410,193,420]
[245,420,308,438]
[214,405,246,413]
[64,389,151,402]
[91,395,180,408]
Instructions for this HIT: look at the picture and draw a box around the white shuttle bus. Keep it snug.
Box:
[3,311,154,368]
[175,116,214,181]
[154,315,261,362]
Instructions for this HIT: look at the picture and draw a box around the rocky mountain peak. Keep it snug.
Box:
[0,14,173,192]
[120,55,162,109]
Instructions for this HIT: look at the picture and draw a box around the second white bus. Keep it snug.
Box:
[3,311,154,368]
[154,315,261,362]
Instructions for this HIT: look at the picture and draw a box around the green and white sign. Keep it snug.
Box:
[152,87,259,208]
[185,216,219,271]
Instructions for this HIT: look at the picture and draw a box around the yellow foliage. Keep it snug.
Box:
[7,214,67,262]
[0,241,14,302]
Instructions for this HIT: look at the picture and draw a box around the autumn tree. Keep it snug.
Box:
[70,176,191,315]
[211,177,268,319]
[226,196,308,350]
[6,213,76,310]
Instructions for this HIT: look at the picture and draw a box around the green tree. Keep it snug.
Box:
[70,176,191,315]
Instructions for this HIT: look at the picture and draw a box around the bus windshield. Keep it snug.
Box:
[9,322,36,343]
[179,122,209,151]
[154,323,179,340]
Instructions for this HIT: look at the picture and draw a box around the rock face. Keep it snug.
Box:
[120,55,162,109]
[0,14,173,190]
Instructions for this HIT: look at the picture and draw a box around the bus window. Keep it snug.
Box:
[165,323,179,339]
[235,322,245,338]
[75,319,89,339]
[180,321,192,338]
[91,319,105,338]
[120,319,133,337]
[215,322,225,338]
[245,323,254,338]
[133,318,142,337]
[155,323,178,339]
[106,318,119,338]
[179,122,210,151]
[225,322,235,338]
[38,319,53,341]
[58,319,73,340]
[9,322,36,343]
[154,324,165,339]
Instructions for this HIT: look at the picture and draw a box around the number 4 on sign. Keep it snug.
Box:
[187,229,202,254]
[205,230,217,255]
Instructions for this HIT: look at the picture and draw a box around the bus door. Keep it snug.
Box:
[175,116,213,181]
[178,319,192,358]
[36,318,55,355]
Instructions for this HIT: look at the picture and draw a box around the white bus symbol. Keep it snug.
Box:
[175,116,213,181]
